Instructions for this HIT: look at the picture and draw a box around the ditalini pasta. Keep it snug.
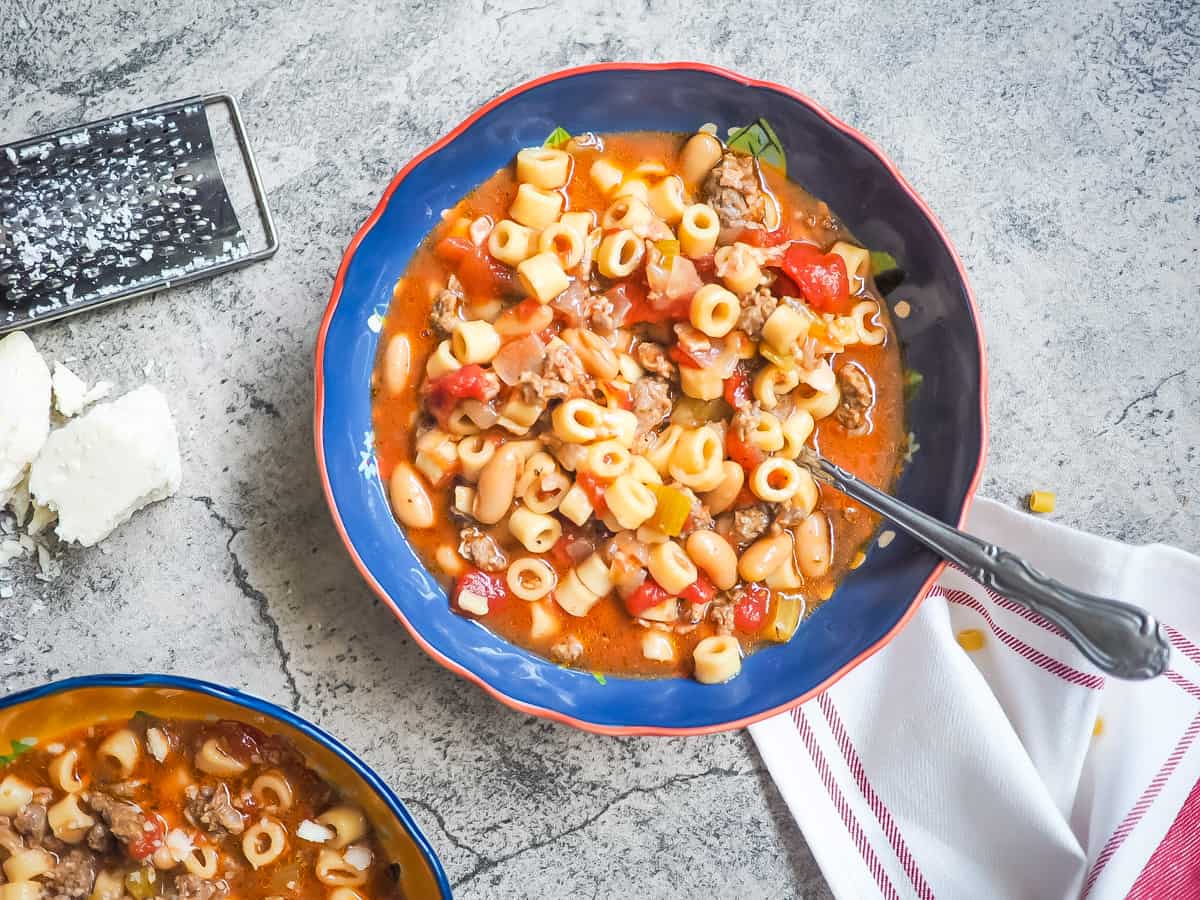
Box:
[0,715,404,898]
[371,128,907,682]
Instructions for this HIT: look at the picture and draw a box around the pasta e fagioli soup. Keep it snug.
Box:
[0,713,404,899]
[371,128,906,684]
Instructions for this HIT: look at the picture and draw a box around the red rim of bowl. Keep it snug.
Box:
[313,61,990,736]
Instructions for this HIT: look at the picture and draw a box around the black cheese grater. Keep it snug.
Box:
[0,93,278,333]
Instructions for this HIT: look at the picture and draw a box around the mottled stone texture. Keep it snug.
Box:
[1,1,1196,896]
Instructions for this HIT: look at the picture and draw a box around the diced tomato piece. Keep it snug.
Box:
[514,297,542,319]
[575,471,609,515]
[625,578,671,617]
[668,344,702,369]
[435,235,518,298]
[738,225,790,247]
[726,428,765,472]
[604,382,633,411]
[550,537,574,570]
[723,368,751,408]
[462,248,518,298]
[734,583,769,633]
[434,235,473,263]
[128,814,166,861]
[426,364,491,421]
[773,270,801,300]
[680,572,716,606]
[452,570,509,617]
[692,253,716,277]
[732,484,759,509]
[781,243,851,315]
[618,281,692,326]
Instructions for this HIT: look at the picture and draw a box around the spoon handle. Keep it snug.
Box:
[807,454,1170,680]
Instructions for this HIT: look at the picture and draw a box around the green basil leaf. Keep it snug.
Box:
[0,738,36,767]
[870,250,899,275]
[543,127,572,149]
[903,368,924,400]
[727,118,786,174]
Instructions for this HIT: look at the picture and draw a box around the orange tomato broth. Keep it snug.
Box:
[2,715,403,898]
[371,131,905,678]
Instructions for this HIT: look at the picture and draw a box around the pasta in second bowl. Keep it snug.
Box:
[0,675,451,899]
[316,63,987,734]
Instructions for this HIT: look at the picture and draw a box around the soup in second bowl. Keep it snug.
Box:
[0,713,403,899]
[371,128,905,684]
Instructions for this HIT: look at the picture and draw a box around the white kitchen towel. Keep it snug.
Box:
[750,497,1200,900]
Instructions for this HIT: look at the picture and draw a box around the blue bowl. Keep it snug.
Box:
[315,63,987,735]
[0,674,452,898]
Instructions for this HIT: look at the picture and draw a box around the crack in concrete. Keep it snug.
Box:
[494,2,553,26]
[187,495,302,710]
[1097,369,1186,436]
[451,766,753,889]
[405,798,485,862]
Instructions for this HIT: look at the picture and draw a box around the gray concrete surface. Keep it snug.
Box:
[1,1,1197,896]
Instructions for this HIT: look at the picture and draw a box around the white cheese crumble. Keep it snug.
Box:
[0,332,52,496]
[30,385,182,547]
[52,362,89,417]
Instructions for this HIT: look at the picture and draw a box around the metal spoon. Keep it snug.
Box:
[797,448,1170,679]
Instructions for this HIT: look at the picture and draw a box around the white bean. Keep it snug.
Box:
[679,133,724,185]
[383,334,412,395]
[389,463,434,528]
[796,511,832,578]
[738,532,793,582]
[685,530,738,591]
[474,445,522,525]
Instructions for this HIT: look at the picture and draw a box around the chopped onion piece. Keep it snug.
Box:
[297,820,336,843]
[468,215,493,246]
[343,845,373,871]
[664,256,702,301]
[799,360,836,393]
[461,399,500,429]
[642,631,675,662]
[458,589,490,616]
[164,828,194,861]
[564,536,595,565]
[146,727,169,763]
[550,280,589,325]
[491,335,545,386]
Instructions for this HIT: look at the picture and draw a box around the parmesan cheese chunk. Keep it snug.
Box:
[51,363,88,417]
[0,332,52,498]
[29,385,182,546]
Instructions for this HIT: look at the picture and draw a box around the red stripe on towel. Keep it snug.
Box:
[1083,710,1200,898]
[1165,669,1200,701]
[946,564,1062,634]
[1166,625,1200,670]
[817,694,936,900]
[1127,774,1200,899]
[792,706,901,900]
[934,588,1106,689]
